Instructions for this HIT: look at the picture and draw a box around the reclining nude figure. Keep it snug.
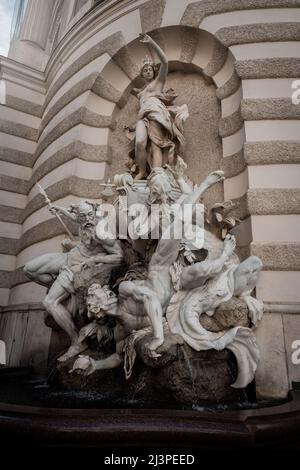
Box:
[72,170,244,375]
[24,200,123,362]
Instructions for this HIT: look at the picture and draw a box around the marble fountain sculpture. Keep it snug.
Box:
[24,34,264,406]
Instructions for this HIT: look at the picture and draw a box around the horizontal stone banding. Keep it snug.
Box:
[0,175,29,195]
[0,205,23,224]
[216,23,300,47]
[180,0,300,28]
[30,142,110,192]
[0,119,38,142]
[35,108,111,163]
[0,270,15,288]
[92,74,126,107]
[0,237,17,256]
[44,31,126,110]
[6,268,29,289]
[0,147,34,167]
[40,73,99,137]
[23,176,104,224]
[244,141,300,165]
[5,95,43,118]
[251,242,300,271]
[17,218,77,255]
[247,188,300,215]
[235,58,300,79]
[242,98,300,120]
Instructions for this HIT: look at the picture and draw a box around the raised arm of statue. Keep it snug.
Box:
[139,33,168,91]
[49,204,77,222]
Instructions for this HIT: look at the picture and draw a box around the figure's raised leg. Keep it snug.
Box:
[43,279,86,362]
[24,252,67,286]
[180,234,236,290]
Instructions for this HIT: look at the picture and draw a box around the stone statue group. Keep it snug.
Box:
[24,34,264,392]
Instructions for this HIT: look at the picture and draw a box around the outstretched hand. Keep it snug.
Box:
[81,258,95,271]
[69,355,97,376]
[139,33,152,43]
[49,205,60,215]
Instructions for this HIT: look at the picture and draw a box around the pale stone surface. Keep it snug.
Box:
[9,282,46,304]
[245,120,300,142]
[224,168,248,200]
[255,313,289,399]
[242,78,297,99]
[0,161,31,180]
[0,191,27,209]
[0,131,37,154]
[248,164,300,189]
[256,271,300,303]
[231,42,300,61]
[222,126,245,157]
[251,215,300,243]
[0,221,22,239]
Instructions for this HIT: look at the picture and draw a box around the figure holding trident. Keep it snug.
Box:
[24,187,123,362]
[37,183,74,240]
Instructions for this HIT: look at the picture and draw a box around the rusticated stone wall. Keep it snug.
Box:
[0,0,299,398]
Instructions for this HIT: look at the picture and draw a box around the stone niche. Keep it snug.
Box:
[108,46,224,210]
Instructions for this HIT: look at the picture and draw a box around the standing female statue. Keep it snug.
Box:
[129,33,189,180]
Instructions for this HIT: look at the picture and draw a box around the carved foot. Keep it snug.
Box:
[205,170,225,188]
[57,342,87,363]
[223,234,236,258]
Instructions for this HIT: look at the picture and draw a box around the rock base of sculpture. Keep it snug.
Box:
[48,297,251,406]
[50,346,246,406]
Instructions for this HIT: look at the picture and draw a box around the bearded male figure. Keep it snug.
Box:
[24,200,123,362]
